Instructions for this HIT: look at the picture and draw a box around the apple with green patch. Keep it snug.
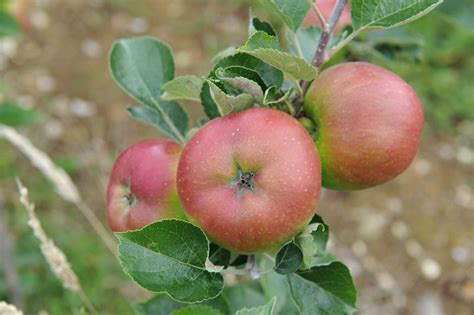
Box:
[304,62,424,190]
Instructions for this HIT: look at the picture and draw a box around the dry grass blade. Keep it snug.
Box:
[0,302,24,315]
[0,124,116,254]
[16,179,98,315]
[0,124,79,203]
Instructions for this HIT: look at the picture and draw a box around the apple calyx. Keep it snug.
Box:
[233,170,257,194]
[116,181,136,211]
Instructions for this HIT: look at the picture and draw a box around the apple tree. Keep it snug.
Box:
[107,1,444,314]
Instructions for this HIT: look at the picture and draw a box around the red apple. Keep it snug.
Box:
[304,62,424,190]
[107,139,185,232]
[177,108,321,253]
[303,0,352,31]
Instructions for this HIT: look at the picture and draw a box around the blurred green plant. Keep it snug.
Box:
[0,102,43,126]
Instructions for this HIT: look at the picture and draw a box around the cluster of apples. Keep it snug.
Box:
[107,61,423,254]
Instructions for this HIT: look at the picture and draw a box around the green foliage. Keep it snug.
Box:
[116,220,224,303]
[162,75,205,102]
[351,0,443,31]
[106,1,447,313]
[109,36,189,143]
[171,305,224,315]
[295,215,329,269]
[260,261,299,315]
[249,16,276,36]
[257,0,310,31]
[239,31,318,81]
[274,242,303,275]
[288,262,357,315]
[221,284,267,314]
[0,11,20,38]
[438,0,474,30]
[0,102,43,126]
[235,298,276,315]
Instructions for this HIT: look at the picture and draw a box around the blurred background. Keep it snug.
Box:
[0,0,472,314]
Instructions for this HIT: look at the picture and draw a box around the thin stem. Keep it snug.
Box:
[311,0,348,70]
[297,0,348,107]
[311,0,327,27]
[292,34,304,59]
[246,254,261,280]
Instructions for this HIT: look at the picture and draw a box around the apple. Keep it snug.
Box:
[303,0,352,31]
[107,139,185,232]
[177,108,321,253]
[304,62,424,190]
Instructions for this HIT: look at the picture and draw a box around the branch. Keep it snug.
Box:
[298,0,348,102]
[312,0,348,69]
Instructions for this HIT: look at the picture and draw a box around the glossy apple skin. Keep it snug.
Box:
[304,62,424,190]
[303,0,351,31]
[107,140,185,232]
[177,108,321,253]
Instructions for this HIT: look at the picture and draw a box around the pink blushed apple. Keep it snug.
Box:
[177,108,322,253]
[304,62,424,190]
[107,139,185,232]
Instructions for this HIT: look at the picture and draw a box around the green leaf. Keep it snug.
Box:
[200,81,221,119]
[249,16,276,36]
[214,53,284,89]
[0,12,21,38]
[215,68,264,102]
[133,294,184,315]
[235,297,276,315]
[291,26,321,63]
[274,242,303,275]
[239,32,318,81]
[207,81,254,115]
[438,0,474,30]
[0,102,43,126]
[209,243,231,267]
[222,284,267,314]
[366,28,424,63]
[295,214,329,269]
[212,47,239,64]
[260,259,299,315]
[230,254,248,267]
[161,75,204,102]
[171,305,223,315]
[217,66,267,91]
[116,220,224,303]
[134,294,229,315]
[258,0,311,31]
[351,0,443,32]
[241,31,282,51]
[311,215,329,253]
[109,36,188,143]
[127,104,187,142]
[288,261,357,315]
[290,26,350,64]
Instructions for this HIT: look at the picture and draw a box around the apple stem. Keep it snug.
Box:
[246,254,261,279]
